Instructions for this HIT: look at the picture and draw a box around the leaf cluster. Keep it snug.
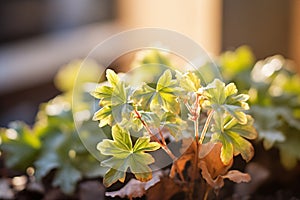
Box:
[0,60,106,194]
[92,53,257,198]
[219,47,300,170]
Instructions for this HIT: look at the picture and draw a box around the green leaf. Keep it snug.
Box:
[211,133,233,165]
[73,153,107,178]
[133,70,182,114]
[32,99,105,194]
[176,71,201,92]
[34,151,60,180]
[224,115,257,140]
[140,111,161,127]
[99,125,132,157]
[0,61,110,196]
[219,46,255,79]
[259,130,285,150]
[133,84,156,109]
[118,112,143,132]
[120,111,164,135]
[34,132,65,180]
[54,59,101,92]
[276,127,300,170]
[0,122,41,170]
[203,79,249,124]
[91,69,133,126]
[160,112,188,140]
[133,137,159,152]
[104,168,126,187]
[211,113,257,164]
[93,106,113,127]
[97,125,160,187]
[90,86,114,105]
[106,69,120,87]
[52,162,82,194]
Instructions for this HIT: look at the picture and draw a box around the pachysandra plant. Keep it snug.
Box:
[91,66,257,199]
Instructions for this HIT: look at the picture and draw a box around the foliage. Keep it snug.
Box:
[3,47,299,199]
[92,51,257,199]
[1,122,41,171]
[0,60,106,194]
[219,46,300,170]
[98,125,160,187]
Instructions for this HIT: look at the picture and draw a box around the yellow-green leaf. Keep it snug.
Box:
[106,69,120,87]
[211,113,257,164]
[97,125,160,187]
[133,70,181,114]
[176,71,201,92]
[204,79,249,124]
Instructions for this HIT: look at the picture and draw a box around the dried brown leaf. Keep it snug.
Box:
[222,170,251,183]
[199,142,251,191]
[199,160,225,189]
[170,154,193,178]
[105,171,162,199]
[199,141,217,159]
[199,142,233,179]
[170,138,195,179]
[105,179,145,198]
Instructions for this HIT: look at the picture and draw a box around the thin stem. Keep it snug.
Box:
[193,94,200,140]
[184,101,193,113]
[134,110,161,145]
[203,188,210,200]
[133,109,185,181]
[134,110,175,156]
[158,128,167,146]
[199,110,214,144]
[194,114,200,142]
[190,94,201,198]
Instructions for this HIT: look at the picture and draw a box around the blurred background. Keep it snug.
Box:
[0,0,299,126]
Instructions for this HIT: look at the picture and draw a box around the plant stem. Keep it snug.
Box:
[158,128,167,146]
[133,110,162,145]
[184,100,193,113]
[133,109,185,181]
[194,114,200,142]
[193,94,200,140]
[203,188,209,200]
[199,110,214,144]
[190,95,201,198]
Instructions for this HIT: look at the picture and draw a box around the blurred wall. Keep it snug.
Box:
[222,0,290,58]
[222,0,300,72]
[0,0,115,44]
[116,0,223,56]
[289,0,300,72]
[116,0,299,72]
[1,0,298,126]
[0,0,117,126]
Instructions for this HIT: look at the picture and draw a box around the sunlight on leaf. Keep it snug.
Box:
[133,70,182,114]
[211,114,257,164]
[199,142,250,190]
[91,69,133,126]
[97,125,160,187]
[203,79,249,124]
